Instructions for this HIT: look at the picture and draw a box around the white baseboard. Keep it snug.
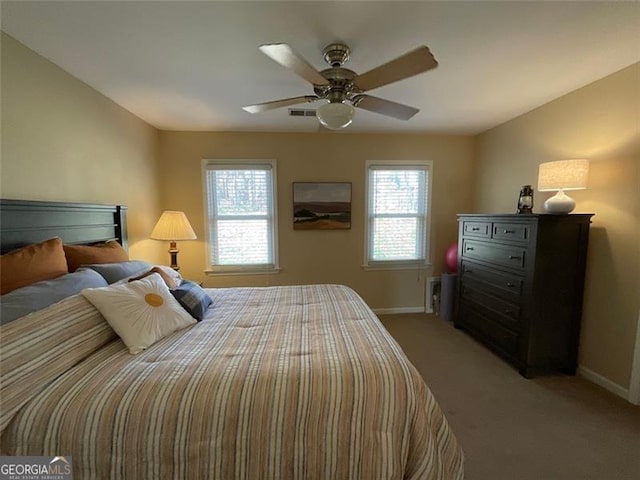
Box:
[577,365,629,401]
[627,310,640,405]
[373,307,425,315]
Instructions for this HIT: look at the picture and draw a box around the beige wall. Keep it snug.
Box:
[0,33,163,261]
[157,132,475,310]
[475,64,640,390]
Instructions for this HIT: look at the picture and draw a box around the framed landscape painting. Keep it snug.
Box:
[293,182,351,230]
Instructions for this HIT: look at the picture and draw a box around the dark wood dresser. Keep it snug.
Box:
[454,214,593,377]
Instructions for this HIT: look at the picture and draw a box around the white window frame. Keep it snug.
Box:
[202,159,279,275]
[363,160,433,270]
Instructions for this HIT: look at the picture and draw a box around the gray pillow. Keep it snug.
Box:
[0,268,108,325]
[84,260,152,284]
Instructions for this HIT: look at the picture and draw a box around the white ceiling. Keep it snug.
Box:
[2,1,638,134]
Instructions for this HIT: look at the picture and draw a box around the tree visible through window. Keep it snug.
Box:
[203,161,278,272]
[365,162,431,267]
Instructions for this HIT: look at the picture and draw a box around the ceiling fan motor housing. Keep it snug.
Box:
[315,44,361,103]
[314,67,358,102]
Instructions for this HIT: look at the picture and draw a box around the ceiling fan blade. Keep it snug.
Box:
[353,46,438,92]
[259,43,330,86]
[352,95,419,120]
[242,96,319,114]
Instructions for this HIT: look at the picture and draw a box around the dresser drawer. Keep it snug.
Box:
[462,220,491,238]
[492,222,531,244]
[459,282,521,332]
[462,239,527,270]
[459,302,519,357]
[460,259,524,297]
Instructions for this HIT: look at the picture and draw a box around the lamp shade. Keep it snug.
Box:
[316,102,355,130]
[150,211,197,241]
[537,159,589,214]
[538,159,589,192]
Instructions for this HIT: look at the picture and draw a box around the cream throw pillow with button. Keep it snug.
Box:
[82,273,195,354]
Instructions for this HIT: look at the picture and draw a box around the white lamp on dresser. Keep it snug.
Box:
[537,159,589,214]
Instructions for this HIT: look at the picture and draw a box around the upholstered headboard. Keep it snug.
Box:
[0,199,128,254]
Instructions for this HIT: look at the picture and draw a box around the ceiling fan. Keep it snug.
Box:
[242,42,438,130]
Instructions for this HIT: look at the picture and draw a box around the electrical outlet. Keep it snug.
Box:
[426,276,441,313]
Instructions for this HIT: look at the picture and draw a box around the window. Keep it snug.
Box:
[364,161,432,269]
[202,160,278,274]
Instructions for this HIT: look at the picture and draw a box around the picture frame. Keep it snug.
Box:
[293,182,352,230]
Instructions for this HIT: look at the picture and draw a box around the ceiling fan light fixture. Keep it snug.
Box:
[316,102,355,130]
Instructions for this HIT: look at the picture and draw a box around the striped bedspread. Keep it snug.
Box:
[1,284,463,479]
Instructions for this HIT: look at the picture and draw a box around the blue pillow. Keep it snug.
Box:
[170,280,212,321]
[0,268,108,325]
[84,260,152,284]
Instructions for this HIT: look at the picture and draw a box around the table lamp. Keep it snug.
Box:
[537,159,589,214]
[150,211,197,270]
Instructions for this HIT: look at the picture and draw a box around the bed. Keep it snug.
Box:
[0,200,464,479]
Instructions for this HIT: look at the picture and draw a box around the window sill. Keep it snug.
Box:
[361,262,431,271]
[205,267,281,277]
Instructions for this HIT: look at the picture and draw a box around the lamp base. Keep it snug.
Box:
[543,190,576,214]
[168,241,180,271]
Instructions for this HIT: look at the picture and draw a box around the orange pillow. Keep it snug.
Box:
[63,240,128,273]
[0,237,68,295]
[128,266,178,290]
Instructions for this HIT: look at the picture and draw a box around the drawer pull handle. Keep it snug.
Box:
[466,247,474,251]
[504,229,515,234]
[471,227,480,231]
[506,282,516,288]
[464,269,472,274]
[504,309,514,315]
[508,255,521,260]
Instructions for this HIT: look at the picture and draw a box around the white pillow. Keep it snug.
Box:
[81,273,195,354]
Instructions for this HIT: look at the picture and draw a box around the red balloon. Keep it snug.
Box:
[445,243,458,272]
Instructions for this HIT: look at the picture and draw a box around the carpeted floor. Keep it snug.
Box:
[378,313,640,480]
